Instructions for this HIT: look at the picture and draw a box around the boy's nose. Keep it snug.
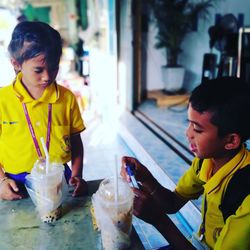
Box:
[41,71,50,82]
[185,124,193,139]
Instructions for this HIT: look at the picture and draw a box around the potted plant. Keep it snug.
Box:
[149,0,218,93]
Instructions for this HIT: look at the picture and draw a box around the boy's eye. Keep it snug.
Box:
[34,68,43,73]
[193,125,203,133]
[193,128,203,133]
[187,120,203,133]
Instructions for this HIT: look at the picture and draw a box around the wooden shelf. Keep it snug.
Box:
[147,90,189,107]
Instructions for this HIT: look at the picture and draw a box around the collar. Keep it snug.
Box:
[13,72,59,103]
[199,146,250,194]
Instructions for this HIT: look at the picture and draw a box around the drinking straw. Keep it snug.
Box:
[40,137,49,174]
[114,155,119,204]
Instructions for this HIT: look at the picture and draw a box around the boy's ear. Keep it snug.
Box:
[10,58,21,72]
[224,133,241,150]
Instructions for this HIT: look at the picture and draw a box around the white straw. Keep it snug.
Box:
[40,137,49,174]
[114,155,119,204]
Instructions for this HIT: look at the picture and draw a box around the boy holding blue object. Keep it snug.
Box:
[0,21,87,200]
[121,77,250,249]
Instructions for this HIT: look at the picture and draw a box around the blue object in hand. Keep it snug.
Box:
[126,164,140,189]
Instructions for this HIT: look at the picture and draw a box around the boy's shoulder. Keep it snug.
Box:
[220,164,250,221]
[0,83,14,97]
[56,83,76,99]
[57,83,74,92]
[0,83,13,91]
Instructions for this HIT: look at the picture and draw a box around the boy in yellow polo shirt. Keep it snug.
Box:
[0,21,87,200]
[121,77,250,249]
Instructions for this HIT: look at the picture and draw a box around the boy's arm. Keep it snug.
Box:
[149,181,189,213]
[0,166,6,179]
[154,214,196,250]
[133,188,195,250]
[138,176,188,213]
[69,134,88,196]
[121,156,188,213]
[0,167,23,200]
[70,134,84,178]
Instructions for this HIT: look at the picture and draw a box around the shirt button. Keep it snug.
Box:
[36,121,41,126]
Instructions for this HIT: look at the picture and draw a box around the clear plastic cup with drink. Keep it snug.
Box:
[92,177,134,250]
[25,159,67,223]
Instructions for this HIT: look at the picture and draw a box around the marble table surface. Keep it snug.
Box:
[0,180,144,250]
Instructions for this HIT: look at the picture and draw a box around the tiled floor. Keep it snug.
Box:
[137,99,250,153]
[81,114,130,181]
[138,99,189,151]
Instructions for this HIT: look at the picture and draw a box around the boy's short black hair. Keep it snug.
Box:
[189,77,250,142]
[8,21,62,69]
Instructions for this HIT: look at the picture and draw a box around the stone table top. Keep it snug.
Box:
[0,180,144,250]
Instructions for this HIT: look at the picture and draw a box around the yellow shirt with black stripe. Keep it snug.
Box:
[175,146,250,249]
[0,72,85,174]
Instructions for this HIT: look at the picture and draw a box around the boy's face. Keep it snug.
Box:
[17,54,59,90]
[186,104,228,159]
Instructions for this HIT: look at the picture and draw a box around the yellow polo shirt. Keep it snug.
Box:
[0,72,85,174]
[176,146,250,249]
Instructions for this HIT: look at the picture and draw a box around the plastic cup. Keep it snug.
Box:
[92,177,134,250]
[25,159,66,223]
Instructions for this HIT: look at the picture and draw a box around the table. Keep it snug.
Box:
[0,180,144,250]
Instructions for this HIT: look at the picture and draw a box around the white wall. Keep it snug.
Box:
[118,0,134,111]
[146,25,166,90]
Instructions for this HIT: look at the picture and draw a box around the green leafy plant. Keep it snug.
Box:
[149,0,218,67]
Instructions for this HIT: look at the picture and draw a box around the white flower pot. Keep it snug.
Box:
[161,66,185,93]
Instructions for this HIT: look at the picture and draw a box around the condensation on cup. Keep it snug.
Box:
[25,159,67,223]
[92,177,134,250]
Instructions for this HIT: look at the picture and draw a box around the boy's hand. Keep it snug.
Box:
[132,187,165,225]
[69,177,88,197]
[0,178,24,200]
[121,156,154,184]
[121,156,161,197]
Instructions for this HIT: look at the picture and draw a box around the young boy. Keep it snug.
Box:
[121,77,250,249]
[0,21,87,200]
